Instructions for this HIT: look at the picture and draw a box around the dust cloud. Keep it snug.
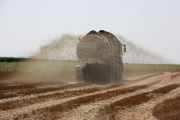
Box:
[31,33,168,64]
[9,33,169,84]
[31,34,80,60]
[116,35,169,64]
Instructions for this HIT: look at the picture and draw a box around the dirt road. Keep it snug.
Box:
[0,71,180,120]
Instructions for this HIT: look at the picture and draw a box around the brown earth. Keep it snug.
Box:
[0,70,180,120]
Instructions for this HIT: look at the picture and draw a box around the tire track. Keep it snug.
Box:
[0,72,163,100]
[109,84,180,109]
[0,72,165,119]
[95,85,180,119]
[60,72,171,120]
[0,87,99,111]
[0,82,92,100]
[153,96,180,120]
[14,85,151,119]
[171,72,180,79]
[0,75,162,112]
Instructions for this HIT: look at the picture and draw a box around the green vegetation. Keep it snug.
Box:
[0,61,78,72]
[0,57,29,62]
[0,61,179,72]
[124,63,180,71]
[98,107,109,113]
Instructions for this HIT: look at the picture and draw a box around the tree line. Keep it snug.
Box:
[0,57,30,62]
[0,57,78,62]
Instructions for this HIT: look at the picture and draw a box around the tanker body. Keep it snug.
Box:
[76,30,126,84]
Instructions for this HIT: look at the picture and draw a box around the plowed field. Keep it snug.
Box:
[0,70,180,120]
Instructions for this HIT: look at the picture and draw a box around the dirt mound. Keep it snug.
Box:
[153,96,180,120]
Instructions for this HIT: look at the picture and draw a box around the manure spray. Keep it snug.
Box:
[10,32,169,85]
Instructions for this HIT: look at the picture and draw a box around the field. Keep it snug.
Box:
[0,61,180,120]
[0,61,179,72]
[0,61,78,72]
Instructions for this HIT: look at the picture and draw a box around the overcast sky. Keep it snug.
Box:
[0,0,180,63]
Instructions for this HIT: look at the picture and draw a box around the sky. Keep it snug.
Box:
[0,0,180,63]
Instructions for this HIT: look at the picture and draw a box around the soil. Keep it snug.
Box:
[0,70,180,120]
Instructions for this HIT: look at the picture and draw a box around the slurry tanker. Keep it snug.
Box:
[75,30,126,84]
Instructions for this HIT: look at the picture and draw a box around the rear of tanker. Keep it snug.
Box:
[75,30,126,84]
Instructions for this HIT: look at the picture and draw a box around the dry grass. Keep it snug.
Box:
[153,96,180,120]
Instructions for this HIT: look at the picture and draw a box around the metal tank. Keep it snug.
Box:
[76,30,126,84]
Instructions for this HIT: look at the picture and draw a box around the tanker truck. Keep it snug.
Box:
[75,30,126,84]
